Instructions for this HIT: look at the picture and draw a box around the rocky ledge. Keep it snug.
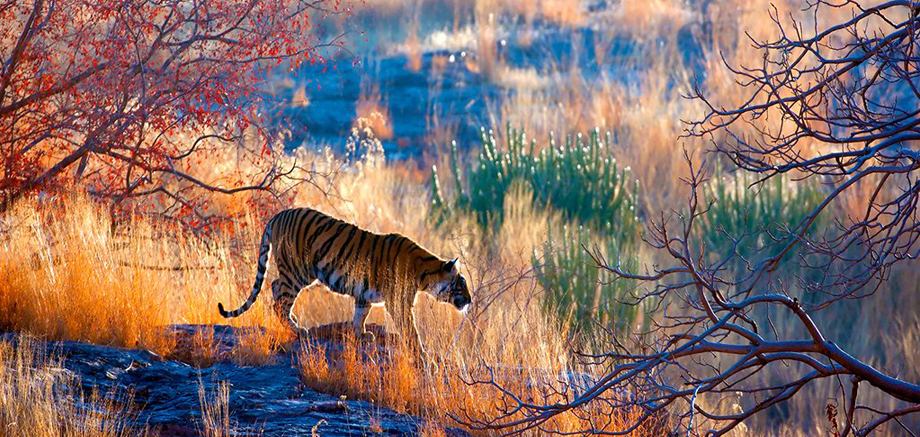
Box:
[2,324,468,437]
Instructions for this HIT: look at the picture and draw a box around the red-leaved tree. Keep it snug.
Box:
[0,0,348,229]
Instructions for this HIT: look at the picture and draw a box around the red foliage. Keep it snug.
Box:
[0,0,350,227]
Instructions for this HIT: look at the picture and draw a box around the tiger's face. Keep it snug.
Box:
[427,258,472,312]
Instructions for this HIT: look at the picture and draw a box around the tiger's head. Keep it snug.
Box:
[423,258,472,312]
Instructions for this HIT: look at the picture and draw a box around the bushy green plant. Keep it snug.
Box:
[431,126,640,240]
[699,167,826,272]
[535,224,640,335]
[431,126,645,335]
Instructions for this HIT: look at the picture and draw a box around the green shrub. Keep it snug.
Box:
[430,126,640,240]
[699,167,826,273]
[535,224,640,335]
[431,126,645,335]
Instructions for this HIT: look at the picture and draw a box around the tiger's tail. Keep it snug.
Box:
[218,221,273,318]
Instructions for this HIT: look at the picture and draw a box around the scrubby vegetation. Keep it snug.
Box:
[535,223,640,335]
[4,124,909,435]
[0,194,291,361]
[431,127,643,334]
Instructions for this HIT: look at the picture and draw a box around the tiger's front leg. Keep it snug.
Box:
[384,293,425,362]
[352,300,375,343]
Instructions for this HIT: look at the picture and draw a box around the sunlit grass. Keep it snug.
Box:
[296,330,661,436]
[198,381,233,437]
[0,193,289,364]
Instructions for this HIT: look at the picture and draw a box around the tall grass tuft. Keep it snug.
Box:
[0,193,292,363]
[198,380,233,437]
[536,224,640,336]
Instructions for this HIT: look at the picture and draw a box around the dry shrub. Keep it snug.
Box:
[299,336,418,409]
[613,0,696,37]
[612,71,700,211]
[355,83,394,141]
[291,81,311,108]
[471,1,500,81]
[0,337,147,437]
[188,327,219,368]
[537,0,583,27]
[418,421,449,437]
[232,326,291,366]
[491,66,610,148]
[473,0,583,27]
[404,12,424,72]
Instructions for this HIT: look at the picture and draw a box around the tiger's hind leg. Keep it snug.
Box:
[271,279,310,337]
[353,300,375,343]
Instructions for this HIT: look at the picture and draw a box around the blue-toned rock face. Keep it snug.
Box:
[2,326,467,437]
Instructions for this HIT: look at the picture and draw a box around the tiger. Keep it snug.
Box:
[217,207,472,357]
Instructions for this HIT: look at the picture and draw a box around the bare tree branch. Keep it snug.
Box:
[462,1,920,435]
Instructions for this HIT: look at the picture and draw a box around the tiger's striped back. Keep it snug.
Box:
[266,208,433,301]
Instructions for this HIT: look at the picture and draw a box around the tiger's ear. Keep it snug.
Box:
[444,258,458,271]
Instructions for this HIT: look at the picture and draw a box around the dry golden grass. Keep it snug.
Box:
[0,192,291,364]
[198,380,233,437]
[0,338,148,437]
[418,422,448,437]
[0,197,174,355]
[3,138,918,435]
[0,150,654,435]
[0,143,620,435]
[6,142,916,434]
[612,0,696,37]
[297,333,659,436]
